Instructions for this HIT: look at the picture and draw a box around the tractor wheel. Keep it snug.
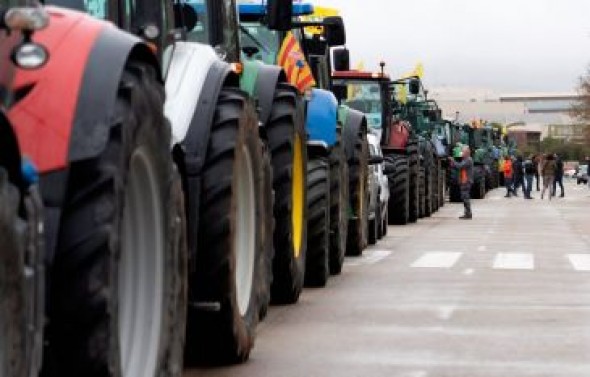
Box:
[376,201,383,240]
[0,170,44,377]
[42,62,187,377]
[472,177,485,199]
[328,131,349,275]
[267,84,307,305]
[257,147,274,321]
[432,159,441,212]
[184,89,266,365]
[439,167,446,208]
[304,157,330,287]
[368,203,379,245]
[386,155,409,225]
[381,207,388,236]
[346,128,369,256]
[418,166,426,219]
[424,166,433,217]
[407,142,420,223]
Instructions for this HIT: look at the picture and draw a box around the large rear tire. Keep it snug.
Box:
[329,132,349,275]
[439,166,446,208]
[418,166,426,219]
[184,89,266,365]
[42,62,187,377]
[304,157,330,287]
[346,129,369,256]
[386,155,409,225]
[267,84,307,305]
[407,142,420,223]
[257,148,274,321]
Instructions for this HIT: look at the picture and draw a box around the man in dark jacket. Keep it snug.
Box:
[513,156,525,196]
[523,156,536,199]
[553,154,565,197]
[450,146,473,219]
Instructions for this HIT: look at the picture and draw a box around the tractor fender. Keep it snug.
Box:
[8,7,161,174]
[169,49,238,269]
[164,41,225,145]
[306,88,338,147]
[341,106,367,162]
[246,62,287,126]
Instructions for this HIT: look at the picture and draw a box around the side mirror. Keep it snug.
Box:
[267,0,293,31]
[369,156,384,165]
[332,47,350,71]
[323,16,346,46]
[408,79,420,95]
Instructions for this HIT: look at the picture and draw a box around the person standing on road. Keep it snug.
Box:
[523,155,536,199]
[513,155,525,196]
[533,154,541,191]
[503,155,516,197]
[540,153,556,200]
[553,154,565,197]
[449,146,473,220]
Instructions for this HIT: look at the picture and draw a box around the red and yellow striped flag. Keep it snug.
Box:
[277,32,316,93]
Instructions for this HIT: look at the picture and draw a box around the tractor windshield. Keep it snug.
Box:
[333,80,383,129]
[239,22,280,65]
[185,0,210,44]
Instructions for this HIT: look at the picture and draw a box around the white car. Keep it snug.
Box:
[367,133,390,244]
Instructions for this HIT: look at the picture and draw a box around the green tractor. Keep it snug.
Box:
[239,2,370,289]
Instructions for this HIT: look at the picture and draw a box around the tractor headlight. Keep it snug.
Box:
[12,41,48,69]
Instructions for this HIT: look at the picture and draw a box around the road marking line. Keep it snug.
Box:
[463,268,474,275]
[493,253,534,270]
[411,252,462,268]
[365,249,392,264]
[568,254,590,271]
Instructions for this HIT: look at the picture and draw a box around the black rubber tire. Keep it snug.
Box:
[42,62,187,377]
[368,205,378,245]
[376,201,383,240]
[0,170,27,377]
[439,167,446,208]
[432,159,441,212]
[267,84,308,305]
[418,166,426,219]
[381,207,388,236]
[328,131,349,275]
[407,142,420,223]
[346,129,369,256]
[184,89,266,365]
[385,154,409,225]
[304,157,330,287]
[257,147,274,321]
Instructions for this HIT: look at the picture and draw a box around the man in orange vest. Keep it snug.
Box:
[450,146,474,219]
[504,155,516,197]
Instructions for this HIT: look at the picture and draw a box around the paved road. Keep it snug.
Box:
[186,180,590,377]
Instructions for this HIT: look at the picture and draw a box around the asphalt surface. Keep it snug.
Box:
[186,179,590,377]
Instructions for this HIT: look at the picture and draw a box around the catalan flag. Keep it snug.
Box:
[277,32,316,93]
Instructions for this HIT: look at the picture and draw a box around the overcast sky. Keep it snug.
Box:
[314,0,590,93]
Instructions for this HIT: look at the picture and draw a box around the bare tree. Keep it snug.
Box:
[571,68,590,145]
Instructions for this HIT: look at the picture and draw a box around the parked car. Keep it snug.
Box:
[367,133,390,244]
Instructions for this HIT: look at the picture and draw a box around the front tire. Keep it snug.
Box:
[267,84,307,305]
[386,154,409,225]
[185,89,265,365]
[328,132,349,275]
[346,128,369,256]
[42,62,187,377]
[304,157,330,287]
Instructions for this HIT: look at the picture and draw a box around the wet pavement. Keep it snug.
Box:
[186,179,590,377]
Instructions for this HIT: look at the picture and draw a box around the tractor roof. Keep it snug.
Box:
[238,2,314,17]
[332,70,390,81]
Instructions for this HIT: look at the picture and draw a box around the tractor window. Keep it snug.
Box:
[47,0,107,19]
[185,0,209,44]
[333,80,383,129]
[240,22,280,65]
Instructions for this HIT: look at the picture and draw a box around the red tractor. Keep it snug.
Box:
[6,4,187,377]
